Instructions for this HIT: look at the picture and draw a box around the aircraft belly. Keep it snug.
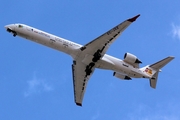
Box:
[97,57,115,70]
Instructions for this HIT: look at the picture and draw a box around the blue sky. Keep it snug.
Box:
[1,0,180,120]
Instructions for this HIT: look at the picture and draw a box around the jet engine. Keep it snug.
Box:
[113,72,131,80]
[124,52,142,64]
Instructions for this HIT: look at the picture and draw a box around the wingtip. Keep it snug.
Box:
[76,103,82,107]
[127,14,140,22]
[170,56,175,59]
[167,56,175,60]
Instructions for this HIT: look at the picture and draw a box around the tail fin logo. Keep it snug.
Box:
[144,68,152,75]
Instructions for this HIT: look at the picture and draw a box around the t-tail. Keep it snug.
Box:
[141,56,174,89]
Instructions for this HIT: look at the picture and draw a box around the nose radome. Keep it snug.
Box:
[4,25,10,30]
[4,25,8,29]
[4,24,15,30]
[5,24,17,37]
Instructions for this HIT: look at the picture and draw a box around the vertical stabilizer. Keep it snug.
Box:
[149,72,159,88]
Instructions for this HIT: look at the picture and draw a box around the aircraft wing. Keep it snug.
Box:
[72,60,95,106]
[80,14,140,58]
[72,15,140,106]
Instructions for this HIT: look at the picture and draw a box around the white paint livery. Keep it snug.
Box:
[5,14,174,106]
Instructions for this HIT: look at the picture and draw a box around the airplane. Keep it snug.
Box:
[5,14,174,106]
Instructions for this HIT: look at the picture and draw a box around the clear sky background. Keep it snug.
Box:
[1,1,180,120]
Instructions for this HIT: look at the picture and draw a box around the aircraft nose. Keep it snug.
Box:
[4,24,16,33]
[5,24,17,37]
[4,24,15,31]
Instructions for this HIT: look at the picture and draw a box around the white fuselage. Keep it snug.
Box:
[5,24,150,79]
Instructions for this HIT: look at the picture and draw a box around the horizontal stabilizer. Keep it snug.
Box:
[149,56,174,70]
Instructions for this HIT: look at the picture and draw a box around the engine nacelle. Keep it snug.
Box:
[124,52,142,64]
[113,72,131,80]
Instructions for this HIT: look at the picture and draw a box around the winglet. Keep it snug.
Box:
[127,14,140,22]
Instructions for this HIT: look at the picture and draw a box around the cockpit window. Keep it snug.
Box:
[18,24,23,28]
